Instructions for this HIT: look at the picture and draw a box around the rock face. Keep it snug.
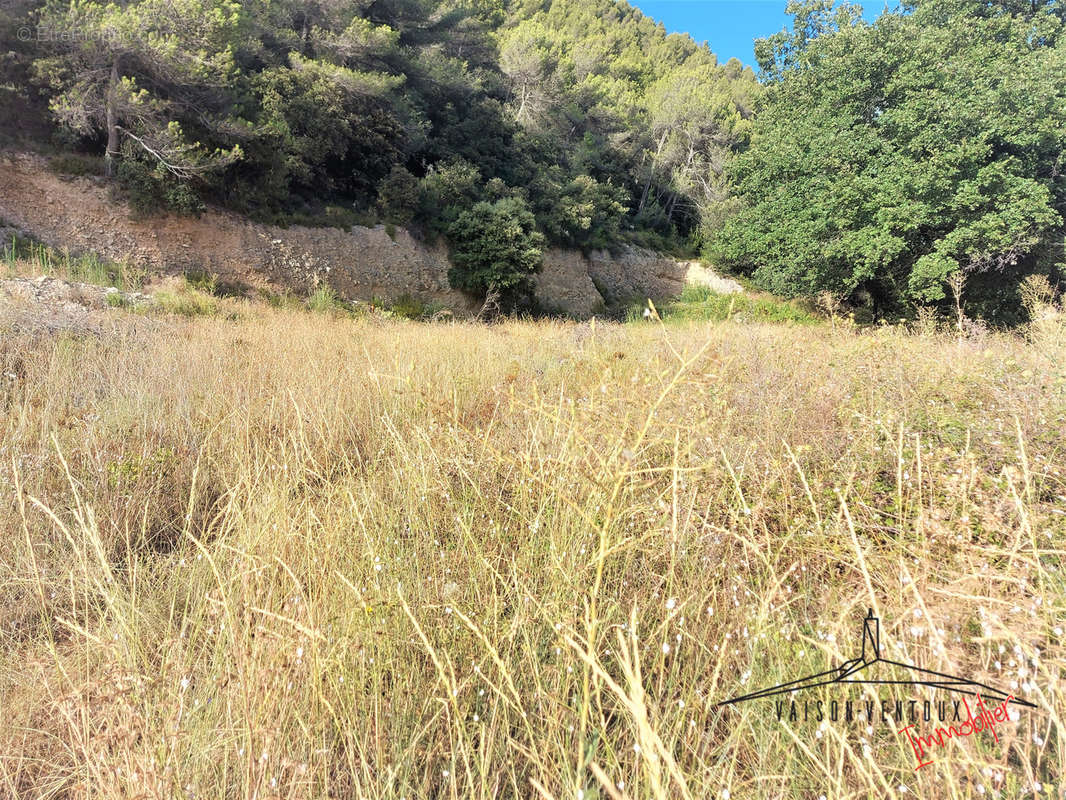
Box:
[0,152,740,317]
[534,248,606,317]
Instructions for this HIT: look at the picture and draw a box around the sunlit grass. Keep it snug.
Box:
[628,284,819,325]
[0,301,1063,799]
[2,235,146,291]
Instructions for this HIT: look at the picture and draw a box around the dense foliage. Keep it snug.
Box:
[714,0,1066,322]
[3,0,1064,317]
[446,197,545,295]
[1,0,757,299]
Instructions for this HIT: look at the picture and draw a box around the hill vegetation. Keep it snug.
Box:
[714,0,1066,325]
[0,0,1063,316]
[0,0,756,295]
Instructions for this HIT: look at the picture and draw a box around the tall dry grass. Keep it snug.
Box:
[0,304,1063,799]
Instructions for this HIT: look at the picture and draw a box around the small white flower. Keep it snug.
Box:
[666,597,677,610]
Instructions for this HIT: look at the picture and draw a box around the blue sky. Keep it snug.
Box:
[632,1,883,69]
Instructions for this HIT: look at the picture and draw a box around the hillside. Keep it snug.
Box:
[0,152,748,317]
[1,2,1065,796]
[0,0,756,251]
[3,1,1064,323]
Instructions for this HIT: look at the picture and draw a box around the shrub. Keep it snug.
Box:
[537,174,627,251]
[306,285,341,313]
[446,198,544,298]
[115,154,205,217]
[418,158,483,234]
[388,293,448,320]
[377,166,420,225]
[184,270,218,295]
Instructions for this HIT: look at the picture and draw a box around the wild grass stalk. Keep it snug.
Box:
[0,304,1062,798]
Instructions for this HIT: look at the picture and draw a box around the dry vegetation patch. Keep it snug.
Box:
[0,307,1063,799]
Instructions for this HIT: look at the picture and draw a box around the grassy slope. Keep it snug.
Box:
[0,303,1064,799]
[636,284,820,325]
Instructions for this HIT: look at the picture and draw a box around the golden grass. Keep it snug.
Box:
[0,305,1064,799]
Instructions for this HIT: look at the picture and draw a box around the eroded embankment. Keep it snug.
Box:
[0,152,740,317]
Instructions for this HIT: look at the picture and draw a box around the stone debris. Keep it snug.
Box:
[0,275,152,335]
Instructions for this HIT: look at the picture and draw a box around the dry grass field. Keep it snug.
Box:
[0,287,1064,799]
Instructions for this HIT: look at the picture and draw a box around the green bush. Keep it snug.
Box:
[419,159,484,234]
[306,285,341,313]
[184,270,218,295]
[115,154,205,217]
[536,174,627,252]
[377,166,420,225]
[446,198,544,297]
[713,0,1066,323]
[389,293,448,320]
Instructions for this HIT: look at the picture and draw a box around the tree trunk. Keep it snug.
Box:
[105,58,121,178]
[638,131,669,213]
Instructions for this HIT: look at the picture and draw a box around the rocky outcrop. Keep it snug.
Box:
[0,152,740,317]
[534,248,606,317]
